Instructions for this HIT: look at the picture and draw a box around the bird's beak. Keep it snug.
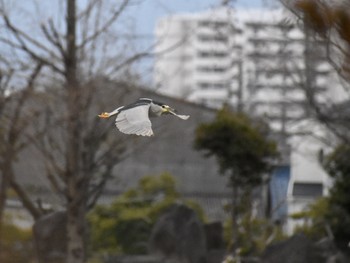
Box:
[98,112,110,119]
[162,106,175,114]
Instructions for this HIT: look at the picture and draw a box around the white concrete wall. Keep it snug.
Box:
[286,122,333,234]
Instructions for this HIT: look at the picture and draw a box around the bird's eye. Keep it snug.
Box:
[162,105,165,108]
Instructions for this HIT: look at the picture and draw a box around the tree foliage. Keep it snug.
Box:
[194,107,278,253]
[88,173,205,255]
[194,107,278,187]
[324,144,350,209]
[292,144,350,252]
[0,214,35,263]
[291,197,331,239]
[322,144,350,250]
[223,215,285,256]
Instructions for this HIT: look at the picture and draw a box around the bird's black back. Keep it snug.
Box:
[117,98,166,115]
[118,98,152,112]
[138,98,165,106]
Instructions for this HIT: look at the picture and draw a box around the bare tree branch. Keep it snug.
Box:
[0,35,64,74]
[45,168,66,198]
[41,19,66,59]
[77,0,130,49]
[106,34,188,76]
[1,13,63,63]
[81,0,103,76]
[9,172,42,220]
[77,0,101,20]
[0,60,45,232]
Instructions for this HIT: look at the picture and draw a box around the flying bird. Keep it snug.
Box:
[98,98,190,136]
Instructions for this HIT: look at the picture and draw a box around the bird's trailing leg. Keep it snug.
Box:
[167,110,190,120]
[98,112,110,118]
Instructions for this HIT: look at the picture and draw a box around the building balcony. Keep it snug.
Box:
[193,57,233,69]
[193,40,230,52]
[248,36,305,45]
[247,52,304,60]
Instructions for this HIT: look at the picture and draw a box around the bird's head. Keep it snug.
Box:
[160,104,176,115]
[98,112,110,118]
[153,101,189,120]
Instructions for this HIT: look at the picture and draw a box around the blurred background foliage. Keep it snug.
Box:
[88,172,206,256]
[194,107,278,187]
[223,215,285,257]
[194,106,279,254]
[292,144,350,251]
[0,214,35,263]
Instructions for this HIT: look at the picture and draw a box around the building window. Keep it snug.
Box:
[197,66,226,73]
[198,51,228,58]
[198,83,210,89]
[198,20,228,28]
[197,34,228,42]
[292,182,323,197]
[198,82,226,89]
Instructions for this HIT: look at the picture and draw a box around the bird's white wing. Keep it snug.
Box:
[115,104,153,136]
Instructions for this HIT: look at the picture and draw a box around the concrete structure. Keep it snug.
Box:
[284,120,334,234]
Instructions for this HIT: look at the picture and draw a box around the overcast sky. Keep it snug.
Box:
[0,0,279,84]
[127,0,280,83]
[132,0,277,37]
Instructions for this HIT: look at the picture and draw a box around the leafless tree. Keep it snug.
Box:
[0,0,155,262]
[0,44,45,259]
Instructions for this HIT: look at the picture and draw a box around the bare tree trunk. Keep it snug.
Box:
[0,160,42,261]
[0,1,144,262]
[65,1,86,262]
[0,61,43,258]
[231,184,238,254]
[66,202,85,263]
[9,174,42,220]
[0,154,12,259]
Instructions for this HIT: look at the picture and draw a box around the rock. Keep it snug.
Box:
[313,238,349,263]
[261,233,349,263]
[204,222,224,250]
[261,233,316,263]
[33,211,67,263]
[149,204,207,263]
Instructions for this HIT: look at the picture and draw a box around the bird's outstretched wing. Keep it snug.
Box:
[115,104,153,136]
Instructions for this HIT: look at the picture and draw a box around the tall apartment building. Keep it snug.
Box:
[242,11,341,233]
[245,18,339,134]
[154,7,344,233]
[154,8,341,130]
[154,9,244,109]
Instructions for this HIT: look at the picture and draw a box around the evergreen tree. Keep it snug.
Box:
[194,107,278,253]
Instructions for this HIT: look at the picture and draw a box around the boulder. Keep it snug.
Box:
[261,233,349,263]
[204,222,224,250]
[33,211,67,263]
[149,204,207,263]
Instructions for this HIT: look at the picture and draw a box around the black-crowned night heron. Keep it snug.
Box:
[98,98,190,136]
